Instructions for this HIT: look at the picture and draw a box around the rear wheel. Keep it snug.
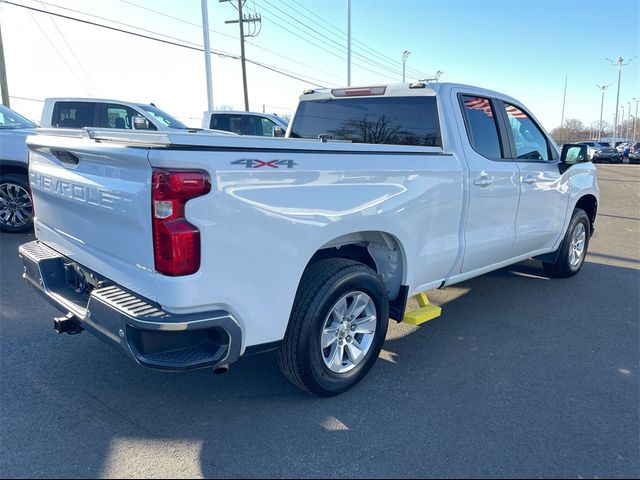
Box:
[277,258,389,396]
[0,174,33,233]
[543,208,590,278]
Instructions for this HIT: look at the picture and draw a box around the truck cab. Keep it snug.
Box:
[40,98,190,131]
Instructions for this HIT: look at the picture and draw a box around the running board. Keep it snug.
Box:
[402,293,441,325]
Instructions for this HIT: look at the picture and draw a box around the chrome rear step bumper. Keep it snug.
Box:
[19,240,242,371]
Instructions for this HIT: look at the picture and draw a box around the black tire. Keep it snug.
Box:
[0,173,33,233]
[277,258,389,396]
[543,208,590,278]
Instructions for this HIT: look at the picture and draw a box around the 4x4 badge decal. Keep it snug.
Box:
[231,159,297,169]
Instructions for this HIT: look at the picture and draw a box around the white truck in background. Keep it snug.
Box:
[20,83,598,396]
[40,98,194,131]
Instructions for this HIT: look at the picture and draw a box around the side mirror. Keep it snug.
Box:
[133,115,151,130]
[559,144,589,173]
[272,126,286,137]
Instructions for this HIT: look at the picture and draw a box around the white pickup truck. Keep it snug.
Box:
[20,82,598,396]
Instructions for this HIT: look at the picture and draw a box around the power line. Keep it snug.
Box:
[23,5,92,95]
[257,3,398,82]
[262,0,344,52]
[119,0,402,85]
[257,0,418,81]
[117,0,338,85]
[268,0,407,78]
[261,0,404,80]
[3,0,333,88]
[34,0,230,49]
[9,95,45,102]
[287,0,430,78]
[37,0,98,94]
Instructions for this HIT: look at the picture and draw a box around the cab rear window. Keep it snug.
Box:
[289,96,442,147]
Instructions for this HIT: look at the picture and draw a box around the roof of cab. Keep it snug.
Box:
[44,97,151,108]
[298,82,519,104]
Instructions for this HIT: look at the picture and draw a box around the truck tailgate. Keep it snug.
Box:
[27,134,156,301]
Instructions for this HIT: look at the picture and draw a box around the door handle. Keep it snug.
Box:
[473,175,493,187]
[522,175,537,185]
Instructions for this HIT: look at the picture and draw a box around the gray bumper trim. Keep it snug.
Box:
[19,240,242,371]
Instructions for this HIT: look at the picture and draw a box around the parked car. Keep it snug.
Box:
[615,142,630,152]
[203,110,288,136]
[576,141,609,160]
[592,146,622,163]
[20,82,598,396]
[0,105,36,233]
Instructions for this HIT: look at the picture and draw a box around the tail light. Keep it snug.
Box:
[152,169,211,276]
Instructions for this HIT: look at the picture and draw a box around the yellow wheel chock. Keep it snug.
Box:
[402,292,442,325]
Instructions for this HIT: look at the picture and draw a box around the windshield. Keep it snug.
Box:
[138,104,187,129]
[0,105,36,129]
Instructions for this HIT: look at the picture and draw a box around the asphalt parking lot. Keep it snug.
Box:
[1,164,638,479]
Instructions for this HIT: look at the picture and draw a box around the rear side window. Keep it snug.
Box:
[460,96,502,159]
[211,114,244,135]
[503,103,550,161]
[289,96,442,147]
[52,102,98,128]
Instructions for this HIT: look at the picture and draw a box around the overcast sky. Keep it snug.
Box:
[2,0,639,130]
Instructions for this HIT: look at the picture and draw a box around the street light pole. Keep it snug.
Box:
[633,98,639,142]
[596,84,610,142]
[607,56,636,144]
[626,102,632,142]
[619,105,625,142]
[560,75,567,143]
[402,50,411,83]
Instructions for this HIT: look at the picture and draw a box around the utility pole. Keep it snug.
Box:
[560,75,567,143]
[596,84,610,142]
[221,0,261,111]
[201,0,214,112]
[607,56,636,144]
[402,50,411,83]
[0,23,10,108]
[347,0,351,86]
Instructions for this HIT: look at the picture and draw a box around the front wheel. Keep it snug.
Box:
[0,174,33,233]
[543,208,590,278]
[277,258,389,396]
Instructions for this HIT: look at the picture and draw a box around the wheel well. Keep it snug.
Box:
[575,194,597,233]
[306,231,405,303]
[0,163,29,178]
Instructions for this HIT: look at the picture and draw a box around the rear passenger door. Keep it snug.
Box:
[457,93,520,273]
[497,101,568,256]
